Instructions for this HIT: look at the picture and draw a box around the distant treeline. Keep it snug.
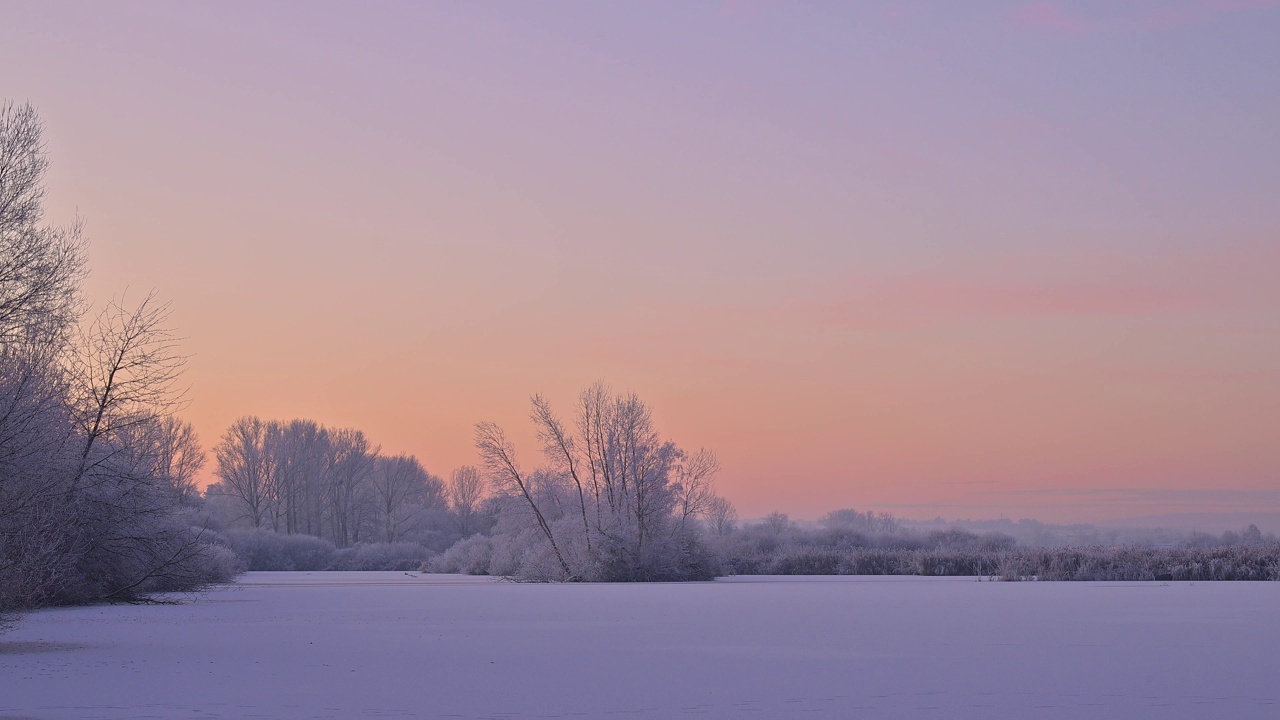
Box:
[121,390,1280,585]
[421,507,1280,582]
[704,521,1280,581]
[199,394,1280,583]
[902,516,1275,549]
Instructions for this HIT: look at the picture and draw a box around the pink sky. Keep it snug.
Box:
[5,1,1278,522]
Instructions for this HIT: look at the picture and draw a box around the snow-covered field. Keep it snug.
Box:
[3,573,1278,719]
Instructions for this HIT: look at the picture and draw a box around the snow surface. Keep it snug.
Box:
[3,572,1278,719]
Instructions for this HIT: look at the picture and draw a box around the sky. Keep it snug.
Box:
[4,0,1279,523]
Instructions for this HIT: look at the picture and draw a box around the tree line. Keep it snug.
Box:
[206,417,486,549]
[201,381,737,582]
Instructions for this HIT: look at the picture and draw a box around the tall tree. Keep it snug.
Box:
[126,415,205,506]
[703,495,738,536]
[324,428,375,547]
[268,419,328,535]
[213,417,274,529]
[448,465,485,536]
[370,454,441,543]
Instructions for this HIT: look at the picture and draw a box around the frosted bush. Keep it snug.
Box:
[224,529,337,571]
[327,542,430,571]
[718,541,1280,582]
[424,535,493,574]
[148,540,243,591]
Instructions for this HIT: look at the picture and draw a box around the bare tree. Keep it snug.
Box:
[475,421,572,578]
[0,101,86,347]
[324,428,376,547]
[532,394,593,550]
[448,465,484,536]
[213,416,274,528]
[562,383,681,567]
[672,447,720,530]
[477,383,719,581]
[54,290,224,603]
[267,419,328,535]
[68,291,186,486]
[763,511,791,535]
[128,415,205,505]
[704,495,738,536]
[370,454,441,543]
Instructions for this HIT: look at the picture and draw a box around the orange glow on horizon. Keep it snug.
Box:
[8,1,1278,525]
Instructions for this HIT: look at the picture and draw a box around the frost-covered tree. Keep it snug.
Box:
[1,102,235,632]
[68,291,187,487]
[323,428,377,547]
[475,382,721,581]
[210,417,449,548]
[213,416,276,529]
[448,465,485,536]
[0,343,75,626]
[704,495,738,536]
[267,419,329,536]
[0,101,86,347]
[370,454,442,543]
[763,511,791,534]
[134,416,206,505]
[672,448,720,531]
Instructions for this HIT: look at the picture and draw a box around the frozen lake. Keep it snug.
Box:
[3,572,1278,719]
